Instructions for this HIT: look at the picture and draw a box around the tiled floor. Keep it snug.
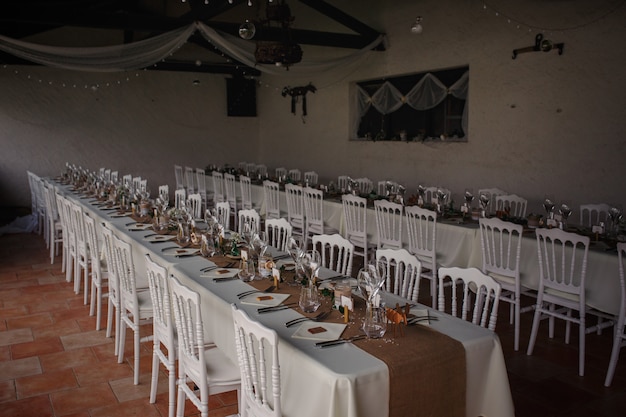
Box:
[1,231,625,416]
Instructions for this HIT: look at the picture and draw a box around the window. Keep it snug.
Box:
[352,66,468,142]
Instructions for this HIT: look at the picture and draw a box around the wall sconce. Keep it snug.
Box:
[411,17,423,34]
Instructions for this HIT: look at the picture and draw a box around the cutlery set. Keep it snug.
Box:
[315,334,367,348]
[285,310,330,327]
[237,285,275,299]
[257,302,298,314]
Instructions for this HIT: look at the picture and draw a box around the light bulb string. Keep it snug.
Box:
[481,0,625,33]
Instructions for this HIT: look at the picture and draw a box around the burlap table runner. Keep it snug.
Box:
[241,275,466,417]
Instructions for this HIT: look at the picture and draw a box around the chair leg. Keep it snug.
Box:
[168,359,176,417]
[150,342,160,403]
[579,317,586,377]
[604,328,624,387]
[133,324,140,385]
[118,318,126,364]
[176,372,186,417]
[527,304,542,356]
[514,298,521,351]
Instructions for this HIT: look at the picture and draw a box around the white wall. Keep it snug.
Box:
[1,0,625,215]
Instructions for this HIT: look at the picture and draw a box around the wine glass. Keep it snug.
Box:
[559,203,572,230]
[609,207,623,236]
[543,196,555,219]
[301,250,321,286]
[417,185,426,207]
[479,193,490,217]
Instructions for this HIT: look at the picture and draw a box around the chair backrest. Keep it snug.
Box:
[215,201,231,230]
[438,267,502,331]
[231,304,281,417]
[184,166,195,194]
[378,180,399,196]
[223,173,238,213]
[158,184,169,206]
[145,254,175,350]
[355,177,373,194]
[43,183,59,223]
[112,234,139,313]
[83,214,104,286]
[169,276,208,392]
[423,186,439,205]
[263,180,281,220]
[239,161,249,172]
[174,165,184,190]
[195,168,207,203]
[535,228,590,306]
[265,218,293,252]
[99,224,119,300]
[239,175,253,210]
[495,194,527,218]
[285,183,305,235]
[110,171,119,184]
[373,200,403,249]
[174,188,186,210]
[122,174,132,188]
[341,194,367,256]
[312,234,354,276]
[255,164,268,177]
[404,205,437,271]
[303,171,318,186]
[288,169,301,182]
[303,187,325,237]
[187,193,203,219]
[132,176,142,192]
[212,171,225,204]
[238,209,261,235]
[376,248,422,302]
[104,168,112,182]
[275,167,287,180]
[478,217,523,284]
[69,200,87,254]
[337,175,350,192]
[477,188,507,215]
[245,162,256,174]
[579,203,611,228]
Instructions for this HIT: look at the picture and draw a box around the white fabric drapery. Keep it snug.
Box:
[353,70,469,139]
[0,21,385,76]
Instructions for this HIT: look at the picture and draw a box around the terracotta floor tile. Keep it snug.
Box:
[0,304,29,319]
[0,356,42,381]
[60,329,113,350]
[15,368,78,399]
[0,379,16,403]
[50,382,117,416]
[108,372,167,403]
[74,359,134,386]
[0,328,33,347]
[39,346,96,373]
[0,346,10,362]
[6,312,54,330]
[0,394,54,417]
[32,318,82,340]
[89,397,162,417]
[11,336,64,360]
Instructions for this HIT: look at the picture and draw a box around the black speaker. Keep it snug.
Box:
[227,77,257,117]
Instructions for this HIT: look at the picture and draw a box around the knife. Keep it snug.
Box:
[315,334,367,347]
[257,302,297,314]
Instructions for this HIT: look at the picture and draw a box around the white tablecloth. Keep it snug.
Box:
[61,182,515,417]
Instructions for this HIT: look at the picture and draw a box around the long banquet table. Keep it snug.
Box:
[223,179,622,316]
[59,181,515,417]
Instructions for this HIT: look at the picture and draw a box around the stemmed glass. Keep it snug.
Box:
[479,193,490,218]
[358,261,387,338]
[464,189,474,218]
[559,203,572,230]
[287,237,305,286]
[609,207,623,236]
[417,185,426,207]
[543,196,555,220]
[436,188,448,215]
[300,250,321,286]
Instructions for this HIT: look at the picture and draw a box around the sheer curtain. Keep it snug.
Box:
[353,71,469,139]
[0,22,384,76]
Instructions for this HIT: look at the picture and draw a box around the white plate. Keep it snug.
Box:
[291,322,347,342]
[143,234,174,243]
[276,259,296,271]
[240,293,290,307]
[161,247,199,256]
[200,268,239,278]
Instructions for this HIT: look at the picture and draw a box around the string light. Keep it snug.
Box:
[480,0,625,35]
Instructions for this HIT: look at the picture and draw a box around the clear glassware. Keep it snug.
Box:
[301,250,321,286]
[559,203,572,230]
[299,286,321,313]
[238,259,256,282]
[479,193,490,218]
[362,303,387,339]
[543,196,555,219]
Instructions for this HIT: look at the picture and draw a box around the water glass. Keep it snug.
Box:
[362,303,387,339]
[238,260,256,282]
[299,286,321,313]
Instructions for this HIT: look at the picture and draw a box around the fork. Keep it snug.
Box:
[285,310,330,327]
[237,285,275,299]
[315,334,367,348]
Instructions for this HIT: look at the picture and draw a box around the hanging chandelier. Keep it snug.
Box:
[238,0,303,69]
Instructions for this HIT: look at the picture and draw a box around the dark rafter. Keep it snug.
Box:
[0,0,385,74]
